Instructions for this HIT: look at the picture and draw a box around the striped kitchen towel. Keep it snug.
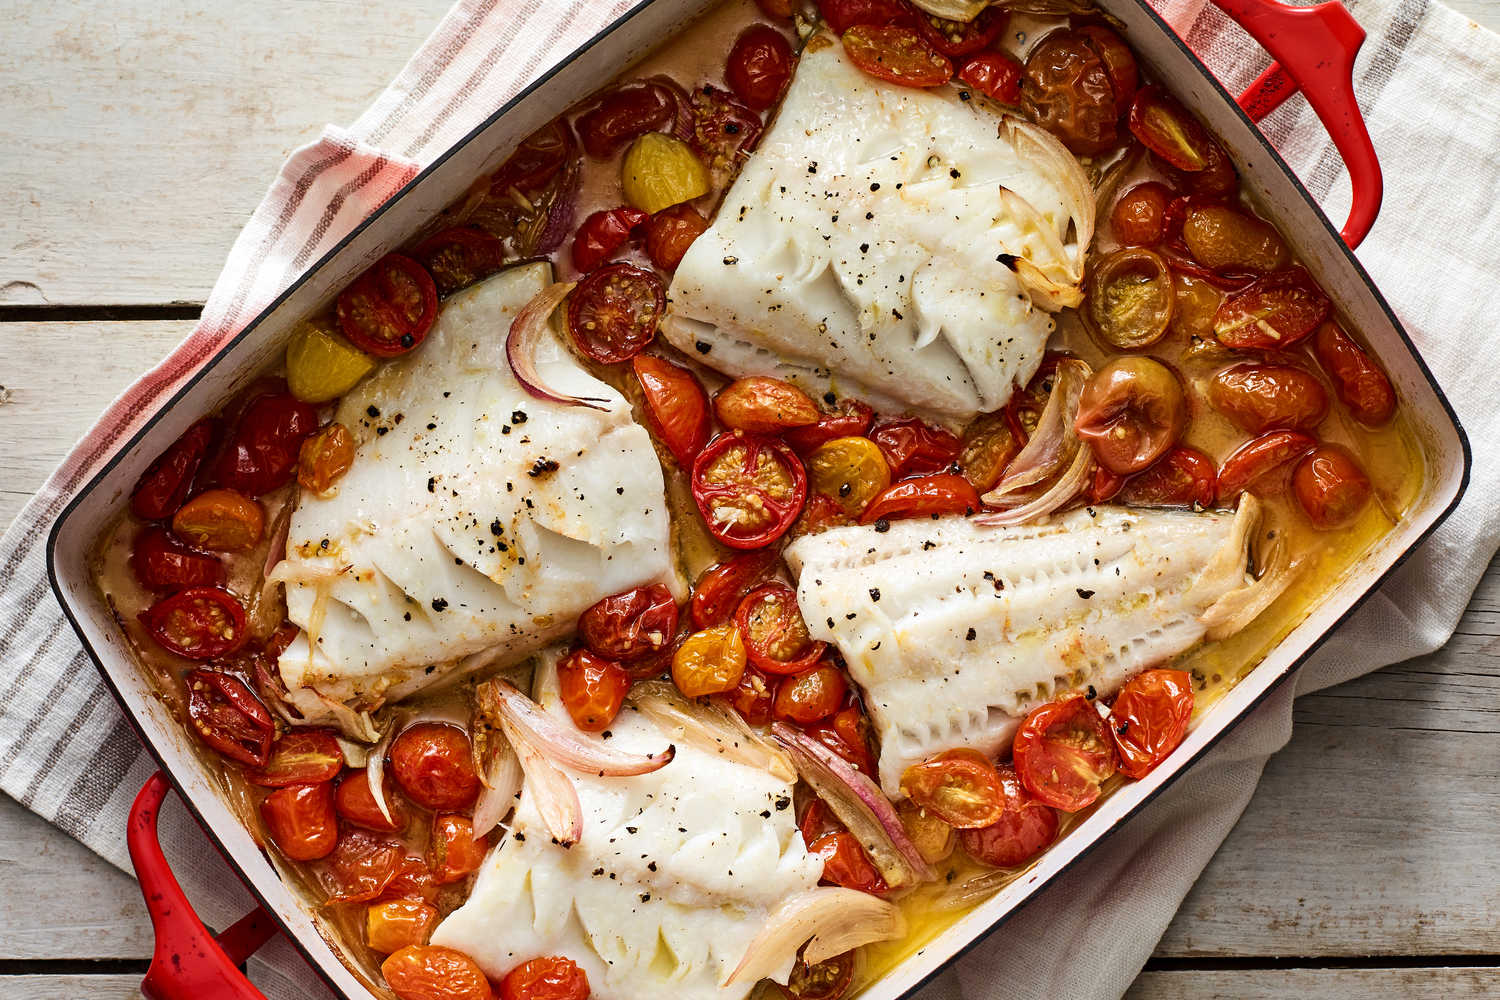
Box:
[2,0,1498,997]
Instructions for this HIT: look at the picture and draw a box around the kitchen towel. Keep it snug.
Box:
[1,0,1497,996]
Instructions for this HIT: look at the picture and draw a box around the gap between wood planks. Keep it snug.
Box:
[0,305,202,323]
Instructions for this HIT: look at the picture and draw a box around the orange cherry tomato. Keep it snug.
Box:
[842,24,953,89]
[810,831,887,894]
[412,227,506,297]
[499,955,589,1000]
[567,262,664,363]
[728,667,777,727]
[957,50,1023,104]
[1313,322,1396,427]
[557,648,631,732]
[142,586,250,660]
[958,763,1059,867]
[1075,357,1187,475]
[643,203,709,272]
[900,748,1007,829]
[185,668,273,766]
[336,769,409,832]
[1181,203,1290,275]
[1208,363,1329,435]
[1013,693,1120,812]
[715,376,821,434]
[262,782,339,861]
[367,898,439,955]
[632,355,710,468]
[1119,446,1217,509]
[807,436,892,520]
[1216,430,1316,503]
[390,723,481,812]
[171,488,264,552]
[323,828,404,903]
[570,207,648,273]
[691,432,808,549]
[1293,444,1372,529]
[897,798,956,864]
[773,663,847,725]
[1214,268,1331,350]
[736,583,826,675]
[1110,668,1195,779]
[858,473,980,524]
[690,549,778,629]
[131,417,218,520]
[785,399,876,455]
[1128,86,1214,171]
[727,24,794,111]
[1111,182,1172,247]
[957,411,1023,495]
[248,729,344,788]
[130,525,225,592]
[297,423,356,497]
[429,814,488,885]
[870,417,963,479]
[383,945,495,1000]
[671,624,748,697]
[337,254,439,358]
[779,950,856,1000]
[578,584,678,662]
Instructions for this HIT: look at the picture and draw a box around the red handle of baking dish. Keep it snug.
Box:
[1207,0,1383,248]
[128,772,275,1000]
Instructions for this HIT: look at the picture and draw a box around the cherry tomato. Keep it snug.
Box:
[570,206,648,273]
[1005,358,1062,442]
[690,550,779,629]
[184,668,273,766]
[141,586,249,660]
[131,418,218,520]
[208,383,319,497]
[799,797,835,845]
[1208,363,1329,435]
[130,526,225,592]
[791,492,852,540]
[785,399,877,455]
[248,729,344,787]
[384,945,495,1000]
[567,262,664,363]
[1182,204,1289,275]
[736,583,826,675]
[859,473,980,524]
[870,417,962,479]
[494,119,575,192]
[643,203,709,271]
[842,25,953,89]
[715,376,821,434]
[412,227,506,296]
[915,5,1006,57]
[557,648,631,732]
[757,0,795,17]
[807,704,877,776]
[576,83,678,160]
[900,748,1006,829]
[578,584,678,662]
[897,798,956,864]
[727,25,794,111]
[810,831,887,894]
[958,763,1059,867]
[1169,270,1225,341]
[262,782,338,861]
[807,436,892,519]
[1075,357,1186,475]
[1214,269,1332,350]
[820,0,916,33]
[957,411,1022,494]
[1013,693,1119,812]
[1085,247,1175,350]
[728,667,777,727]
[1022,30,1122,154]
[367,898,439,955]
[324,828,404,902]
[500,955,589,1000]
[1314,322,1396,427]
[297,422,356,497]
[1293,444,1372,529]
[1128,86,1214,171]
[336,769,409,832]
[773,663,848,724]
[691,432,808,549]
[1216,430,1315,503]
[390,723,481,812]
[1111,182,1172,247]
[689,85,764,181]
[337,254,439,358]
[385,852,437,902]
[1110,668,1194,779]
[171,488,264,552]
[429,814,487,885]
[632,355,710,467]
[780,950,856,1000]
[1119,446,1217,509]
[672,623,747,697]
[1076,25,1138,107]
[956,49,1023,104]
[1088,466,1126,504]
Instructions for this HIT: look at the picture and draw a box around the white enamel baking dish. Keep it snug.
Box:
[46,0,1470,996]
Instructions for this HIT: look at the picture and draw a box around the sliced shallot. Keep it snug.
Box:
[477,678,675,776]
[985,357,1092,505]
[365,714,401,828]
[976,440,1094,527]
[472,732,525,839]
[506,282,610,411]
[631,680,795,781]
[499,714,583,846]
[722,888,905,987]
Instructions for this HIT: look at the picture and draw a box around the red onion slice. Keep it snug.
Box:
[480,678,675,776]
[533,156,581,256]
[722,888,905,987]
[506,282,610,411]
[499,715,583,846]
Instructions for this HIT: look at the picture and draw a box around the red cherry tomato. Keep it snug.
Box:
[248,729,344,787]
[901,748,1007,829]
[130,418,218,520]
[643,203,710,272]
[412,227,506,296]
[1088,466,1126,505]
[130,526,225,592]
[915,5,1006,58]
[322,828,404,902]
[1075,357,1187,476]
[557,648,631,732]
[691,432,808,549]
[820,0,917,33]
[957,50,1024,104]
[208,384,319,498]
[714,377,821,434]
[736,583,827,675]
[337,253,439,358]
[690,550,779,629]
[728,667,777,727]
[810,831,887,894]
[1313,322,1396,427]
[958,763,1059,867]
[1110,668,1195,779]
[799,797,835,845]
[336,770,409,832]
[577,83,679,160]
[689,86,765,177]
[141,586,249,660]
[1293,444,1372,529]
[390,723,481,811]
[494,119,576,192]
[570,206,648,273]
[842,24,953,89]
[500,956,590,1000]
[1128,86,1214,171]
[1214,269,1332,350]
[858,473,980,524]
[185,668,273,767]
[385,946,495,1000]
[727,25,795,111]
[757,0,795,17]
[1208,363,1330,435]
[567,262,665,363]
[1216,430,1317,503]
[784,399,876,455]
[1120,446,1217,509]
[779,950,856,1000]
[870,417,963,479]
[262,782,338,861]
[806,704,877,776]
[429,814,487,885]
[632,355,710,467]
[578,584,679,661]
[1013,693,1120,812]
[1111,182,1172,247]
[773,663,848,724]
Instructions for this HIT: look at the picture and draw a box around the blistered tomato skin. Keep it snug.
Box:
[727,25,795,111]
[785,399,877,455]
[1111,182,1172,247]
[429,814,487,884]
[1209,363,1329,435]
[690,550,778,629]
[1181,204,1290,274]
[1314,322,1397,427]
[1075,357,1187,475]
[130,525,225,592]
[130,418,218,521]
[578,584,679,661]
[772,663,847,724]
[1023,30,1121,154]
[672,623,748,697]
[1110,668,1195,779]
[858,473,980,524]
[1293,445,1373,529]
[643,203,709,271]
[576,84,677,160]
[557,648,631,731]
[209,383,320,498]
[869,417,962,479]
[171,488,264,552]
[1120,446,1218,509]
[367,898,439,955]
[957,50,1024,104]
[570,206,648,273]
[1216,430,1316,503]
[297,423,356,497]
[261,782,338,861]
[500,955,590,1000]
[336,769,409,832]
[384,945,496,1000]
[715,376,821,434]
[390,723,481,812]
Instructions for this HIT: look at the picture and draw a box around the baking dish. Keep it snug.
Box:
[46,0,1470,996]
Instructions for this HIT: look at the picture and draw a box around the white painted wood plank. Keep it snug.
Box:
[1127,967,1500,999]
[0,977,141,1000]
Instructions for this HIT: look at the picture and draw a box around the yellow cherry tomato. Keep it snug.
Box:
[285,319,376,404]
[622,133,710,214]
[671,623,747,698]
[807,436,891,519]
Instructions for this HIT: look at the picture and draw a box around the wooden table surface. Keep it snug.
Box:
[2,2,1497,997]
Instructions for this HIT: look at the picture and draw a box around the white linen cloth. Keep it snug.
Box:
[0,0,1496,996]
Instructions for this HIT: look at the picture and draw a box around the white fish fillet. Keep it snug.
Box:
[662,33,1088,420]
[276,263,675,724]
[785,504,1257,795]
[432,670,823,1000]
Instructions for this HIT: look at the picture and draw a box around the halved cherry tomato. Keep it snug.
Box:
[1208,363,1329,435]
[1111,182,1172,247]
[494,119,575,192]
[567,262,664,363]
[578,584,678,662]
[337,254,439,358]
[957,49,1024,104]
[1085,247,1175,350]
[142,586,249,660]
[262,782,338,861]
[643,203,709,271]
[1110,668,1194,779]
[799,797,835,845]
[1129,86,1214,171]
[1022,30,1122,154]
[1075,357,1187,475]
[323,828,403,902]
[728,667,777,726]
[297,423,356,497]
[1216,430,1316,503]
[208,383,319,498]
[429,814,487,885]
[1293,444,1372,529]
[691,432,808,549]
[900,748,1006,829]
[715,377,821,434]
[690,549,779,629]
[897,798,956,864]
[689,85,764,182]
[185,668,273,766]
[500,956,588,1000]
[1012,693,1119,812]
[957,411,1022,494]
[1314,322,1396,427]
[736,583,826,675]
[842,24,953,89]
[958,763,1059,867]
[390,723,480,811]
[785,399,877,455]
[807,703,877,776]
[336,769,408,832]
[790,492,851,540]
[367,898,439,955]
[131,418,218,520]
[780,949,856,1000]
[773,663,847,725]
[727,25,795,111]
[248,729,344,788]
[1214,269,1332,349]
[807,436,892,520]
[570,206,648,273]
[870,417,962,479]
[859,473,980,524]
[576,83,679,160]
[1119,446,1217,508]
[171,488,264,552]
[672,623,748,697]
[557,648,631,732]
[385,945,495,1000]
[820,0,917,33]
[915,5,1006,57]
[632,355,710,467]
[412,227,506,296]
[130,526,225,592]
[810,831,887,894]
